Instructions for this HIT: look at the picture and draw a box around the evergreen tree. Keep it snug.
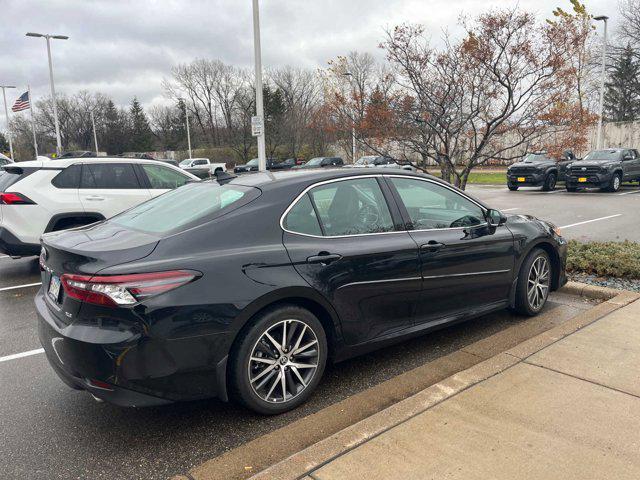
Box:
[604,45,640,122]
[0,132,9,155]
[128,97,154,152]
[101,100,130,154]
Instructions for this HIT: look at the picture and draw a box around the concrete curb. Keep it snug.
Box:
[249,290,639,480]
[559,281,619,300]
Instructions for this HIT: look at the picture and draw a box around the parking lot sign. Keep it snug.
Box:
[251,115,263,137]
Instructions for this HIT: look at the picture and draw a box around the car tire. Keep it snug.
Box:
[566,186,578,192]
[541,173,557,191]
[229,305,327,415]
[508,184,519,191]
[604,173,622,192]
[514,248,552,316]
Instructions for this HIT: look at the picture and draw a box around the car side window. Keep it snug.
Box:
[80,163,142,189]
[283,194,322,236]
[142,164,191,189]
[308,178,394,236]
[194,160,207,166]
[51,164,81,189]
[389,177,486,229]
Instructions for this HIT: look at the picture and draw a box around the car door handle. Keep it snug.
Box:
[420,241,445,253]
[85,195,105,201]
[306,253,342,265]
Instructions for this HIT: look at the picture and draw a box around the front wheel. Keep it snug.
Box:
[604,173,621,192]
[566,186,578,192]
[514,248,552,316]
[508,184,519,191]
[542,173,557,191]
[229,305,327,415]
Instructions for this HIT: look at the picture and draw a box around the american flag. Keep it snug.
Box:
[11,91,30,112]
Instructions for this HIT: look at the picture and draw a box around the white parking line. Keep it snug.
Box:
[0,282,42,292]
[0,255,9,259]
[618,190,640,196]
[560,214,623,229]
[501,208,519,212]
[0,348,44,363]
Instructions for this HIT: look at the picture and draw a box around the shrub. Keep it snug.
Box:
[567,240,640,279]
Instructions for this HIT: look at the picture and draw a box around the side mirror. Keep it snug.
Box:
[486,209,507,227]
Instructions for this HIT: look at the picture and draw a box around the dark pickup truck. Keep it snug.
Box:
[565,148,640,192]
[507,151,574,191]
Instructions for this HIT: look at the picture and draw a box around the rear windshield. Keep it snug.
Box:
[111,182,259,235]
[583,150,621,161]
[0,170,24,191]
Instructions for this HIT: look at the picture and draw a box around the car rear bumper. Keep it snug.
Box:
[0,227,40,256]
[35,290,229,406]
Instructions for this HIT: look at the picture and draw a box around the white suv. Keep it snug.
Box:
[0,157,199,257]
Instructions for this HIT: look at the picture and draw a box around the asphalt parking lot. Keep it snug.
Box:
[0,185,632,479]
[467,183,640,242]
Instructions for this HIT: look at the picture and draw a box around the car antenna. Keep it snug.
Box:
[214,170,237,185]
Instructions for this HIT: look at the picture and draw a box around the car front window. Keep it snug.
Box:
[179,159,191,166]
[390,177,485,230]
[583,150,621,161]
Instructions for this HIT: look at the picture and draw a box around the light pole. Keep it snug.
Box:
[90,111,99,156]
[342,72,357,163]
[184,101,192,159]
[252,0,267,171]
[0,85,16,159]
[594,15,608,150]
[26,32,68,157]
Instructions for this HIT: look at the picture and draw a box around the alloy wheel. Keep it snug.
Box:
[613,175,621,191]
[527,255,550,311]
[248,319,320,404]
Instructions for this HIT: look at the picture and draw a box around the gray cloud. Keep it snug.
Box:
[0,0,619,108]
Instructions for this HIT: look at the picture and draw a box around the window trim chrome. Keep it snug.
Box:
[279,173,490,239]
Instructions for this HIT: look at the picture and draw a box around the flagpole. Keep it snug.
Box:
[28,85,38,158]
[90,111,98,156]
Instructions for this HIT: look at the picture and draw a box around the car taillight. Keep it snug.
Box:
[0,192,36,205]
[60,270,200,307]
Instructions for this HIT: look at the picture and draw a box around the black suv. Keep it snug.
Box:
[507,151,574,191]
[565,148,640,192]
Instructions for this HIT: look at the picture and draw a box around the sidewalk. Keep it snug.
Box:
[253,292,640,480]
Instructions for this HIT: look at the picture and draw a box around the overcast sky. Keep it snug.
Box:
[1,0,620,109]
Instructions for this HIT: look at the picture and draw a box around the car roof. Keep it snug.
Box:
[14,157,188,168]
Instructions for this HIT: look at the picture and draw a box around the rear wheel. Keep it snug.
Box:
[514,248,552,316]
[229,305,327,415]
[542,172,557,191]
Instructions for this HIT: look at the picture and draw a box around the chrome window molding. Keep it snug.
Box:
[280,173,490,239]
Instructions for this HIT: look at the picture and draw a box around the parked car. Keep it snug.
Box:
[0,158,199,257]
[36,168,567,414]
[58,151,95,159]
[351,155,415,171]
[565,148,640,192]
[179,158,227,179]
[294,157,344,169]
[507,151,575,191]
[233,158,280,173]
[0,153,13,166]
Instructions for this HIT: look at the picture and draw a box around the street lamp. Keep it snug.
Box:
[342,72,357,163]
[594,15,608,150]
[252,0,267,172]
[26,32,69,156]
[0,85,16,159]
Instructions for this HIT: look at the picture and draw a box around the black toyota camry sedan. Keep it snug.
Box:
[36,169,567,414]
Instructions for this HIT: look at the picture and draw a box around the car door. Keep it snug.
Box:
[385,176,515,325]
[138,163,193,198]
[78,162,151,219]
[628,149,640,179]
[282,176,422,345]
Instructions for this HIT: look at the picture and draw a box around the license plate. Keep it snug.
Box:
[578,177,587,183]
[517,177,526,182]
[48,275,61,302]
